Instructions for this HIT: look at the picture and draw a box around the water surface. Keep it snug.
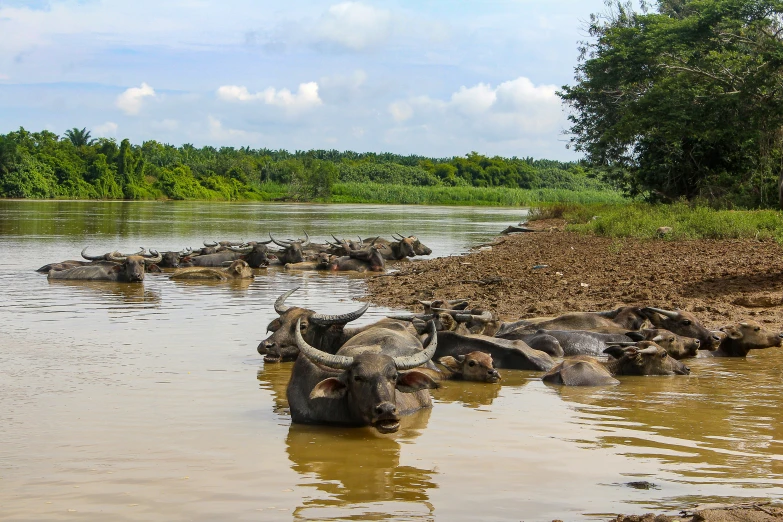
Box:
[1,200,781,521]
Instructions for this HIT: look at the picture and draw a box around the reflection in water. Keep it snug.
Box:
[549,354,783,492]
[257,363,294,415]
[286,410,435,521]
[46,278,162,307]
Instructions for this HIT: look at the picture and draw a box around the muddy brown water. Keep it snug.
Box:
[1,200,782,521]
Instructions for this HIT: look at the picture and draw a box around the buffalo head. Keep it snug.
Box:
[438,351,500,383]
[258,287,369,363]
[296,319,439,434]
[641,307,722,350]
[603,342,691,376]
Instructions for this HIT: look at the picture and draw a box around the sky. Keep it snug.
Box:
[0,0,609,160]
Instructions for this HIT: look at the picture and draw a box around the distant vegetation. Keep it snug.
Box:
[0,127,620,205]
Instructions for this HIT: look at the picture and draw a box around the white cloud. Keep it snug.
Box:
[151,119,179,131]
[314,2,393,50]
[216,82,322,110]
[388,101,413,122]
[387,76,566,146]
[94,121,118,137]
[116,82,156,115]
[208,115,256,141]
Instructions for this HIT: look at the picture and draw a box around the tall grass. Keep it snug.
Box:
[552,202,783,242]
[330,182,625,206]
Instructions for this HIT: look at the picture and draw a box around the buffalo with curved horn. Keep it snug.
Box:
[286,319,440,433]
[49,250,162,282]
[259,287,411,363]
[269,232,310,264]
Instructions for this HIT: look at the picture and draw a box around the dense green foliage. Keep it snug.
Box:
[531,201,783,241]
[559,0,783,208]
[0,127,619,204]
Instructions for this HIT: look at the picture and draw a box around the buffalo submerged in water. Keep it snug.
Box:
[286,319,441,433]
[47,250,162,282]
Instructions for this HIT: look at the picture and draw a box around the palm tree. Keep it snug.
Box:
[63,127,94,147]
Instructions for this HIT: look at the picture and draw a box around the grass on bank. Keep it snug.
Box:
[329,182,625,206]
[529,202,783,242]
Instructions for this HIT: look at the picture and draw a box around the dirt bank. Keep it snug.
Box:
[609,502,783,521]
[367,221,783,327]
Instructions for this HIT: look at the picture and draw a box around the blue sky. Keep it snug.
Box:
[0,0,608,159]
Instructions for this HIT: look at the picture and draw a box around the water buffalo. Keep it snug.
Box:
[500,328,632,357]
[285,252,334,271]
[363,235,432,259]
[188,249,244,267]
[48,250,162,282]
[157,248,193,268]
[626,328,701,359]
[437,352,500,383]
[526,307,647,333]
[701,320,783,357]
[641,307,722,350]
[543,342,691,386]
[433,331,555,371]
[228,241,272,268]
[258,287,372,362]
[286,319,440,433]
[170,259,254,281]
[269,233,310,264]
[331,245,386,272]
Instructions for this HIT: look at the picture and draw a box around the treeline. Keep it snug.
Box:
[0,127,617,202]
[560,0,783,209]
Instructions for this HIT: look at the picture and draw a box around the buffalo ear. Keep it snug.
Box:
[396,370,440,393]
[309,377,347,399]
[603,346,627,359]
[438,356,461,373]
[266,318,282,333]
[109,264,122,273]
[724,326,743,339]
[625,331,646,341]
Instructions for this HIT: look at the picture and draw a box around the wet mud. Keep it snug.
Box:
[367,220,783,328]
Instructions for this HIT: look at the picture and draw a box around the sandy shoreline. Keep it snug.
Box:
[367,220,783,327]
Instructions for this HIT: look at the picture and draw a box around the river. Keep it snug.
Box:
[0,200,781,521]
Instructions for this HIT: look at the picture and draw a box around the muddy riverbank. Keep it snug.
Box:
[367,219,783,327]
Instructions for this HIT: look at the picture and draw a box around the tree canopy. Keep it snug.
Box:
[559,0,783,208]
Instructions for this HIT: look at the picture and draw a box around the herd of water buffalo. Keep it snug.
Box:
[35,232,783,435]
[36,233,433,281]
[257,289,783,433]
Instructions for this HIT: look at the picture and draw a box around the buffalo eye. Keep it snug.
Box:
[668,337,675,342]
[300,322,307,330]
[468,360,476,367]
[682,320,692,325]
[754,327,761,331]
[659,351,667,358]
[353,375,363,382]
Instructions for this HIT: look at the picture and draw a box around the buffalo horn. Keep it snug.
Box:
[431,308,493,323]
[204,241,218,247]
[178,247,192,256]
[274,287,299,314]
[301,231,310,247]
[142,250,163,264]
[638,345,661,355]
[228,245,253,253]
[81,247,106,261]
[106,251,127,262]
[331,234,342,243]
[295,318,354,369]
[392,233,404,241]
[269,233,290,248]
[644,307,679,319]
[310,302,370,326]
[387,313,433,321]
[393,320,437,370]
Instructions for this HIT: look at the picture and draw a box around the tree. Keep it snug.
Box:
[559,0,783,208]
[63,127,95,147]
